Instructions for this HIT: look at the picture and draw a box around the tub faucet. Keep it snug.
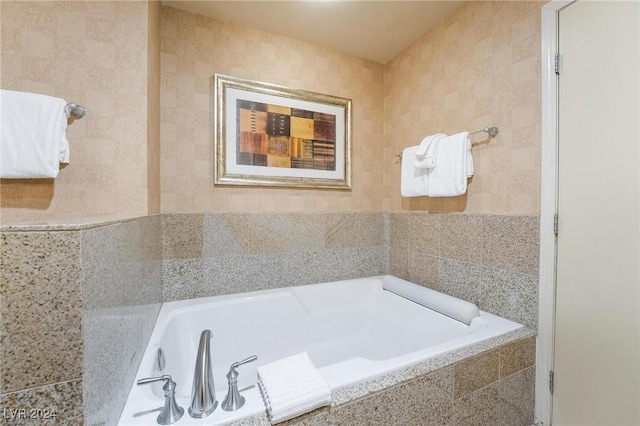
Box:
[189,329,218,418]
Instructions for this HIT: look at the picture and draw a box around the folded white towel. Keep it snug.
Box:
[257,353,331,424]
[426,131,470,197]
[401,146,429,197]
[0,90,70,178]
[414,133,446,169]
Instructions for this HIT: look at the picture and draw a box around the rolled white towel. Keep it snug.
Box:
[257,353,331,424]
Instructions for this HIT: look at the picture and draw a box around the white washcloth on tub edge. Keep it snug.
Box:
[0,89,70,178]
[257,352,331,424]
[401,145,429,197]
[414,133,446,169]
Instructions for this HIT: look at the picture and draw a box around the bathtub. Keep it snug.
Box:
[119,275,523,425]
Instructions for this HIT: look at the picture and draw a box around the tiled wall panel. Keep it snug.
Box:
[160,6,385,213]
[0,1,152,222]
[388,213,539,329]
[383,1,542,214]
[82,216,162,426]
[162,213,388,301]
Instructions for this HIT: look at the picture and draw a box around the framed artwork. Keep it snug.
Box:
[214,74,352,189]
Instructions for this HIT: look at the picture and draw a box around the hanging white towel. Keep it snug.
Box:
[0,90,70,178]
[426,131,470,197]
[466,136,474,178]
[257,353,331,424]
[414,133,446,169]
[401,145,429,197]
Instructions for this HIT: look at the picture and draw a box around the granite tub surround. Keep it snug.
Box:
[0,215,162,426]
[82,215,162,426]
[225,331,536,426]
[0,230,84,423]
[162,212,388,301]
[389,212,540,329]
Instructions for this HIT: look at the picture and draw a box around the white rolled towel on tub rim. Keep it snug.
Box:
[381,275,480,325]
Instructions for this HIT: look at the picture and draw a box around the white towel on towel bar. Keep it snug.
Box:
[425,131,471,197]
[257,352,331,424]
[0,90,70,178]
[401,145,429,197]
[414,133,446,169]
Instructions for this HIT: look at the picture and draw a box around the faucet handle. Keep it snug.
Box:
[221,355,258,412]
[137,375,184,425]
[230,355,258,373]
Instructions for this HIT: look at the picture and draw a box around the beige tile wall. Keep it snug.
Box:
[147,1,162,214]
[383,1,542,214]
[0,1,155,223]
[160,6,385,213]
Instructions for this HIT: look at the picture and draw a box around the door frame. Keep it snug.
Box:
[537,1,576,425]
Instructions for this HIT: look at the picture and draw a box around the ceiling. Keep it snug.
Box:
[161,1,465,64]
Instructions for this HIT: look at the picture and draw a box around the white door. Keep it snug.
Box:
[554,1,640,425]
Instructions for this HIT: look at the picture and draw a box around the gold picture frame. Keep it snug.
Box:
[214,74,352,189]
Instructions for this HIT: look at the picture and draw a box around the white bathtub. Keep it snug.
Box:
[119,275,522,425]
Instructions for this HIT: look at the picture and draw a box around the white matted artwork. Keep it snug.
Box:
[214,74,352,189]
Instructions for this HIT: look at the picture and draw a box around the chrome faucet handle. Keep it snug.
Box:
[137,375,184,425]
[221,355,258,411]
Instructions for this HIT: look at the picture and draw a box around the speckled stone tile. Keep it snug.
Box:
[389,247,408,280]
[162,258,204,301]
[0,379,83,425]
[437,259,483,305]
[201,247,388,298]
[407,367,454,422]
[453,382,500,426]
[82,223,123,311]
[84,305,154,426]
[82,217,162,425]
[325,212,384,249]
[454,349,499,399]
[499,336,536,378]
[162,213,203,259]
[499,366,535,426]
[480,267,539,329]
[331,328,535,405]
[203,214,245,257]
[232,328,534,426]
[482,215,540,276]
[389,213,410,249]
[407,251,439,290]
[441,214,482,263]
[0,231,83,393]
[408,213,440,256]
[207,213,326,255]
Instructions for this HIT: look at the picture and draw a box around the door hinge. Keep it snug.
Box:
[555,52,561,74]
[553,213,558,235]
[549,370,555,393]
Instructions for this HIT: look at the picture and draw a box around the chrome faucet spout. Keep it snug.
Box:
[189,329,217,418]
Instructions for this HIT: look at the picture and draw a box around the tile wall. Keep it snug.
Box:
[0,231,84,424]
[159,6,385,213]
[281,336,536,426]
[161,213,388,301]
[0,216,162,425]
[389,213,540,329]
[0,1,155,222]
[383,1,543,214]
[1,211,538,424]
